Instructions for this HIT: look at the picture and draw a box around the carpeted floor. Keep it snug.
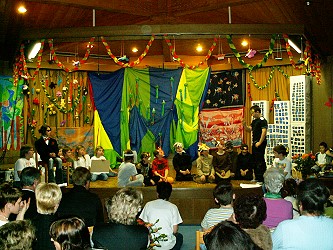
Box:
[178,224,201,250]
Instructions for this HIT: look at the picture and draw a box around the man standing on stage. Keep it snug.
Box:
[242,105,267,182]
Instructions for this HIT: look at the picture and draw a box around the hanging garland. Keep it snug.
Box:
[249,66,289,90]
[226,34,276,71]
[247,82,253,101]
[101,36,155,67]
[163,35,217,69]
[313,54,321,84]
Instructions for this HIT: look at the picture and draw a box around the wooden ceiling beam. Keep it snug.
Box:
[20,24,305,41]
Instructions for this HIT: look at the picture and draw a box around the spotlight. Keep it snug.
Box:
[196,44,203,52]
[18,5,27,14]
[288,39,301,54]
[132,47,138,53]
[28,42,42,59]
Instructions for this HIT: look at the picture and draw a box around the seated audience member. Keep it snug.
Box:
[20,167,41,220]
[0,183,29,226]
[0,220,36,250]
[273,178,333,249]
[50,217,91,250]
[32,183,62,250]
[90,146,117,182]
[236,144,254,180]
[74,145,91,170]
[57,167,104,227]
[224,141,238,177]
[13,145,36,187]
[152,148,174,183]
[212,141,233,182]
[201,180,234,231]
[193,144,215,184]
[35,125,65,185]
[204,220,261,250]
[172,142,193,181]
[136,152,158,186]
[232,193,272,250]
[315,142,333,171]
[140,182,183,250]
[92,188,149,250]
[263,167,293,229]
[118,149,144,187]
[281,178,300,218]
[272,145,291,179]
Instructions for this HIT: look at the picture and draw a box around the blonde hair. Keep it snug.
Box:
[94,146,104,155]
[106,187,143,225]
[36,183,62,214]
[74,145,85,161]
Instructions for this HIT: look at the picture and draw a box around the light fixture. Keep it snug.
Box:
[132,47,138,53]
[17,5,27,14]
[288,39,301,54]
[241,40,248,47]
[275,35,283,60]
[28,42,42,59]
[196,44,203,52]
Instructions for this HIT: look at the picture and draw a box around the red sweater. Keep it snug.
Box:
[152,158,169,176]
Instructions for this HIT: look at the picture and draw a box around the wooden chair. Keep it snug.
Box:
[195,231,205,250]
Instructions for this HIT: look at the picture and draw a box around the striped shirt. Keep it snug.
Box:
[201,206,234,230]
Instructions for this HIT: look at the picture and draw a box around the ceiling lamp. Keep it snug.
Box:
[132,47,138,53]
[288,39,301,54]
[241,40,248,47]
[17,5,27,14]
[28,42,41,59]
[196,44,203,52]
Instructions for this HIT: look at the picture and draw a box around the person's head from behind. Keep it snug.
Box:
[204,221,261,250]
[106,187,143,225]
[49,217,90,250]
[233,193,267,229]
[0,220,35,250]
[250,105,261,119]
[281,178,298,198]
[19,145,34,159]
[72,167,91,188]
[273,145,289,159]
[36,183,62,215]
[213,180,234,206]
[20,167,41,190]
[297,178,330,216]
[264,167,284,194]
[157,181,172,201]
[124,149,134,163]
[319,142,328,153]
[0,183,23,215]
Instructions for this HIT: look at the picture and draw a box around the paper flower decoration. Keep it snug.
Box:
[35,88,41,94]
[72,60,80,67]
[32,97,40,105]
[73,79,78,84]
[62,86,68,94]
[60,99,66,108]
[47,104,57,115]
[245,49,257,58]
[83,87,88,96]
[60,120,66,127]
[30,120,37,128]
[22,85,30,95]
[56,91,62,97]
[49,82,57,89]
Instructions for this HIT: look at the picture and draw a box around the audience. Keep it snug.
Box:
[136,152,158,186]
[236,143,254,180]
[92,187,149,250]
[32,182,62,250]
[272,145,291,179]
[263,167,293,229]
[118,149,144,187]
[13,145,36,187]
[212,141,233,182]
[194,144,215,184]
[273,178,333,249]
[172,142,193,181]
[281,178,300,218]
[0,183,29,226]
[0,220,36,250]
[204,220,262,250]
[20,167,41,220]
[232,193,272,250]
[140,182,183,250]
[50,217,91,250]
[201,180,234,232]
[57,167,104,227]
[152,148,174,183]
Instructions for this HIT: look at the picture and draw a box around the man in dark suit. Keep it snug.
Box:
[35,124,64,185]
[57,167,104,227]
[20,167,41,220]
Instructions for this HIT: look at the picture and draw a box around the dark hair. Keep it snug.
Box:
[297,178,330,216]
[319,142,328,149]
[225,141,233,150]
[213,181,233,206]
[72,167,91,186]
[140,152,150,160]
[204,221,262,250]
[240,144,249,150]
[20,167,40,186]
[49,217,91,250]
[38,124,50,136]
[281,178,298,198]
[250,105,261,113]
[124,149,134,162]
[156,182,172,200]
[273,145,289,156]
[233,194,267,229]
[153,150,159,157]
[0,183,22,210]
[19,145,33,158]
[62,146,72,155]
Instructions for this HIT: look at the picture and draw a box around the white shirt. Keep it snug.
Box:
[90,155,107,174]
[273,157,291,179]
[14,158,36,181]
[74,154,91,169]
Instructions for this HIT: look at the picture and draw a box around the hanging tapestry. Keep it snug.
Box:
[199,107,244,148]
[203,70,244,108]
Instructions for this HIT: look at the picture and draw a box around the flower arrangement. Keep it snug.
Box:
[137,219,167,249]
[292,152,316,179]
